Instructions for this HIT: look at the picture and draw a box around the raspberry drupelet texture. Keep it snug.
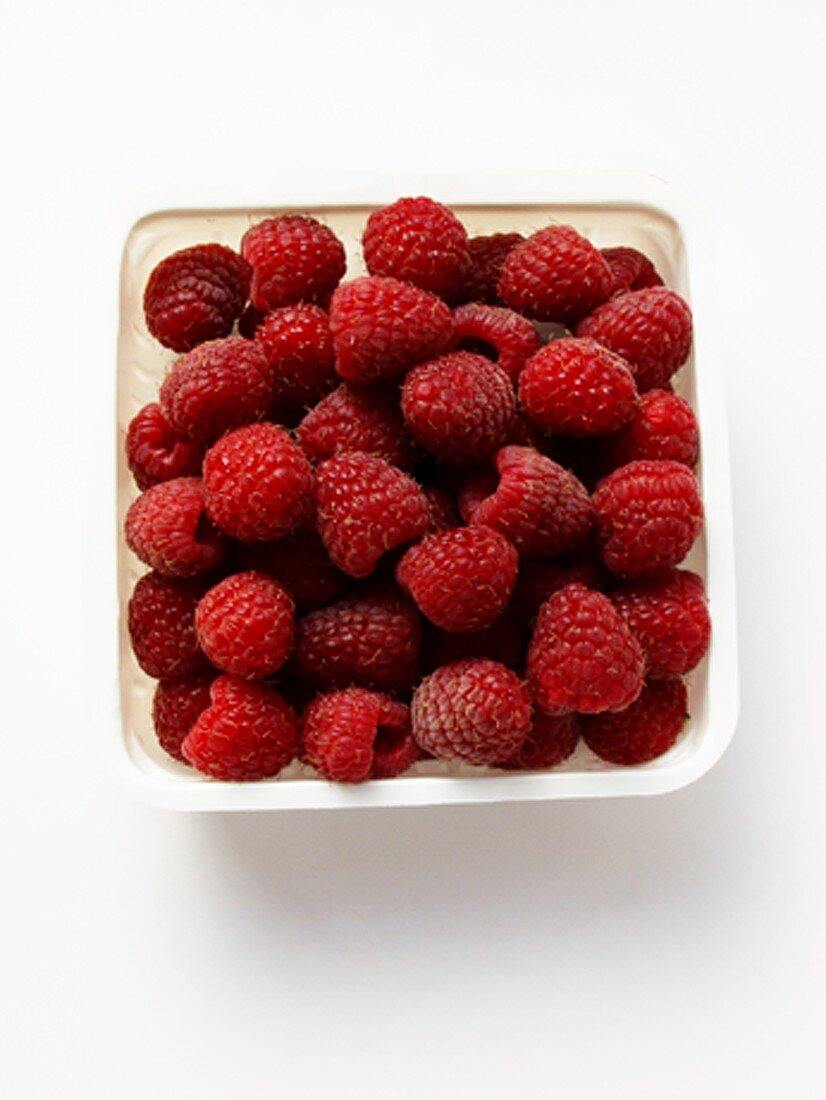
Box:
[233,526,347,611]
[527,583,645,715]
[362,196,470,298]
[143,244,251,352]
[152,674,214,762]
[195,571,295,680]
[125,403,203,491]
[302,689,418,782]
[253,304,337,421]
[451,232,525,305]
[396,526,518,633]
[451,303,540,384]
[592,459,704,578]
[612,569,710,678]
[600,388,700,470]
[511,560,603,627]
[582,677,688,765]
[423,611,523,672]
[601,246,663,297]
[128,572,209,679]
[125,477,226,577]
[203,423,314,543]
[240,215,346,311]
[411,659,532,766]
[504,712,580,770]
[298,383,417,470]
[182,675,299,780]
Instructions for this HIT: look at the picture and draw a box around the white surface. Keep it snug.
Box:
[1,1,825,1096]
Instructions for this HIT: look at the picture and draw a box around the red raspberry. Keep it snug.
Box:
[527,583,645,715]
[195,571,295,679]
[302,688,418,782]
[182,675,299,780]
[253,304,337,421]
[451,232,524,305]
[504,712,580,770]
[297,383,417,471]
[601,246,663,296]
[423,611,522,672]
[519,337,638,437]
[125,477,226,577]
[612,569,710,678]
[159,337,274,443]
[592,459,704,578]
[203,423,314,543]
[411,659,532,766]
[233,526,347,611]
[240,215,346,311]
[396,526,518,633]
[459,446,592,559]
[329,276,453,384]
[293,585,422,692]
[511,559,603,627]
[601,389,699,470]
[422,486,461,533]
[582,677,688,765]
[315,452,431,578]
[499,225,613,322]
[152,674,214,762]
[401,351,515,463]
[362,196,470,298]
[576,287,693,392]
[127,572,209,679]
[125,403,203,491]
[143,244,251,352]
[451,303,540,383]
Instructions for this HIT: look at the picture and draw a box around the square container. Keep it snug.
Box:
[116,175,738,811]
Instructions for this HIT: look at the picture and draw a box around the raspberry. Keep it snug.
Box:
[401,351,515,463]
[159,337,274,443]
[600,389,699,470]
[329,276,453,384]
[125,477,226,577]
[240,215,346,311]
[451,232,524,305]
[396,526,518,633]
[315,452,431,578]
[499,225,613,322]
[297,383,417,471]
[451,303,540,383]
[592,459,704,578]
[460,446,592,559]
[411,659,531,766]
[362,196,470,298]
[518,337,638,437]
[152,674,214,762]
[253,304,337,420]
[612,569,710,678]
[203,423,314,543]
[511,559,603,627]
[576,287,693,392]
[293,585,422,692]
[527,583,645,715]
[182,675,299,780]
[143,244,251,352]
[582,677,688,765]
[504,712,580,770]
[125,403,203,491]
[127,572,209,679]
[601,246,663,296]
[195,571,295,679]
[422,486,461,533]
[233,526,347,611]
[423,611,522,672]
[302,689,418,782]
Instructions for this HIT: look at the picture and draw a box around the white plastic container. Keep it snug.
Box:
[116,176,738,811]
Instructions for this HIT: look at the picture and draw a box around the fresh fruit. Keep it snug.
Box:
[582,677,688,765]
[127,572,209,679]
[612,569,710,678]
[505,712,580,770]
[298,383,417,470]
[600,388,699,469]
[241,215,346,311]
[451,302,540,383]
[195,571,295,679]
[302,689,418,782]
[125,477,225,577]
[125,403,203,491]
[362,196,470,298]
[152,674,214,762]
[451,232,524,305]
[601,246,663,296]
[253,304,337,420]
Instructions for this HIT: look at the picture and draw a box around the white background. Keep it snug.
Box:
[2,1,825,1096]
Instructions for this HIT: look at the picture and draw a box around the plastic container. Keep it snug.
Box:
[116,176,738,811]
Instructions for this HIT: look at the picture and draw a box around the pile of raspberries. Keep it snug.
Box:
[124,196,709,783]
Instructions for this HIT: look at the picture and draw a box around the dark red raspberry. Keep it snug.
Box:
[600,389,699,470]
[460,446,592,559]
[601,246,663,296]
[504,712,580,770]
[527,583,645,715]
[125,403,203,491]
[233,526,347,611]
[511,560,603,627]
[195,571,295,679]
[329,276,453,384]
[127,571,209,679]
[159,337,274,443]
[293,585,422,692]
[411,659,532,766]
[576,287,693,392]
[125,477,226,577]
[143,244,251,352]
[519,337,638,437]
[315,452,431,578]
[451,232,524,305]
[612,569,710,678]
[423,611,522,672]
[237,304,266,338]
[396,526,518,633]
[499,225,613,322]
[240,215,346,311]
[362,196,470,298]
[152,674,214,762]
[592,459,704,578]
[401,351,515,464]
[253,304,337,420]
[451,303,540,383]
[203,423,314,543]
[182,675,299,780]
[302,688,418,782]
[297,383,417,471]
[582,677,688,765]
[422,486,461,533]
